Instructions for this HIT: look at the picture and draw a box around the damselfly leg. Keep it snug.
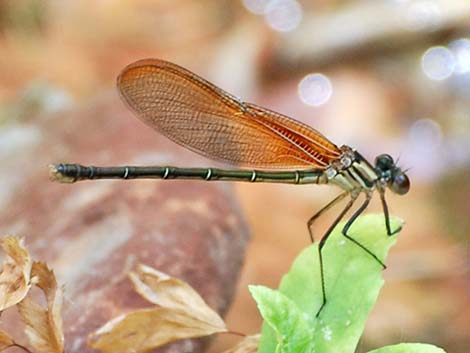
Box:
[341,193,386,268]
[307,191,349,243]
[380,191,402,236]
[314,193,359,315]
[312,192,390,315]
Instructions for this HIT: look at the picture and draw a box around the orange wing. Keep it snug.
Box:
[117,59,342,170]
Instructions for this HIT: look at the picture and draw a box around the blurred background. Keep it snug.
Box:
[0,0,468,352]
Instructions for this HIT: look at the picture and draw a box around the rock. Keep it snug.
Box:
[0,90,250,353]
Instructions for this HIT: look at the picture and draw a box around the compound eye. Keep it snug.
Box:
[375,154,394,171]
[391,173,410,195]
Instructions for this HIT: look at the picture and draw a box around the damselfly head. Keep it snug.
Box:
[390,171,410,195]
[374,154,410,195]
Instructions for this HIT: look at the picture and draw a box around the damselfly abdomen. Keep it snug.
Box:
[50,59,410,314]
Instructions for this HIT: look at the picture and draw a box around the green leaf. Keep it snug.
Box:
[249,285,312,353]
[367,343,447,353]
[255,214,402,353]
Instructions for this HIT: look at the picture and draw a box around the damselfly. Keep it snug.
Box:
[50,59,410,313]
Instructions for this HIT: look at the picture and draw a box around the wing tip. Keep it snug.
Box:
[117,58,178,84]
[117,58,157,86]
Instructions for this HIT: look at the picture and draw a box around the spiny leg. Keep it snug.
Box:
[341,193,386,269]
[307,191,349,243]
[316,193,359,316]
[379,191,402,236]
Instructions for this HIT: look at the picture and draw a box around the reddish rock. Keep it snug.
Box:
[0,91,250,353]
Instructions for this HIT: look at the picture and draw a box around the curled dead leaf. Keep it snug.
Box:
[221,334,260,353]
[89,307,227,353]
[0,236,33,311]
[17,262,64,353]
[129,264,226,328]
[0,329,15,351]
[89,264,228,353]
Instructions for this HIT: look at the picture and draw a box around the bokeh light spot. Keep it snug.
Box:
[298,73,333,107]
[449,38,470,74]
[264,0,302,32]
[421,46,455,80]
[241,0,271,15]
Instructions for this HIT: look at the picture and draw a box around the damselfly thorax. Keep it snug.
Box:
[50,59,410,315]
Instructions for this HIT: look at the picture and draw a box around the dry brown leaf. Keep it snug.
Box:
[0,329,15,351]
[89,307,227,353]
[17,262,64,353]
[129,264,226,328]
[221,334,260,353]
[0,236,33,310]
[89,264,228,353]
